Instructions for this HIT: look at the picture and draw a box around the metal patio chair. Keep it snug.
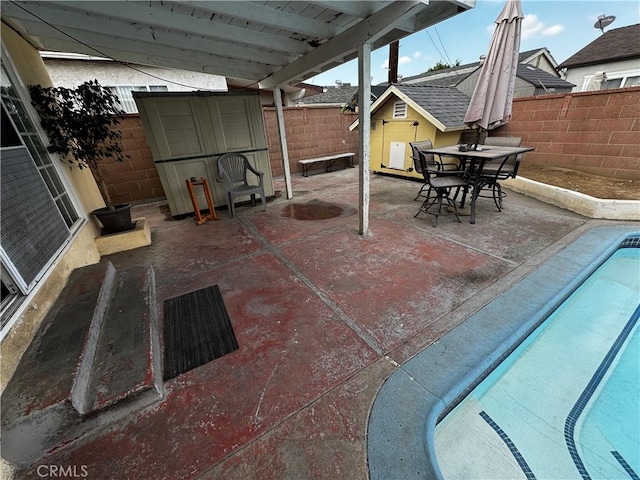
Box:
[413,148,469,227]
[217,152,267,218]
[410,140,462,201]
[474,136,523,211]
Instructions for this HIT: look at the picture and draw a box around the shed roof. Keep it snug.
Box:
[557,23,640,70]
[349,84,471,132]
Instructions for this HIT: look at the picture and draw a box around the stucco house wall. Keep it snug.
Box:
[564,58,640,92]
[43,56,227,111]
[1,25,103,392]
[526,53,556,75]
[44,57,227,91]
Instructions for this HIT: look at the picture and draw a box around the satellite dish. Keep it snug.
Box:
[594,14,616,33]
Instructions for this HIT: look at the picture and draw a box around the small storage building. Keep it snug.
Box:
[349,84,471,180]
[134,90,275,216]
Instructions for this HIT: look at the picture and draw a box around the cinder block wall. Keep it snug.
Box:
[99,115,165,205]
[262,105,359,177]
[108,90,637,203]
[104,107,359,204]
[496,86,640,180]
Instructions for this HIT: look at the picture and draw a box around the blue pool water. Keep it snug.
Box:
[435,243,640,479]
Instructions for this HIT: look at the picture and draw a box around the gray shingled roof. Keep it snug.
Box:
[557,23,640,69]
[516,64,575,88]
[393,84,471,128]
[297,85,358,104]
[402,48,551,86]
[401,62,477,86]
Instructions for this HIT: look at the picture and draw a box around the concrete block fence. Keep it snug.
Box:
[261,105,359,178]
[104,88,638,204]
[102,106,358,204]
[497,86,640,180]
[98,116,165,205]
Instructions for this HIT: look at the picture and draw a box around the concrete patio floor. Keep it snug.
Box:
[11,168,636,479]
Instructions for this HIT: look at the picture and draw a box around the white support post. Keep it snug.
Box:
[273,86,293,199]
[357,42,371,236]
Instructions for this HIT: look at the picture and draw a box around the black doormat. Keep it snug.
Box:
[163,285,238,381]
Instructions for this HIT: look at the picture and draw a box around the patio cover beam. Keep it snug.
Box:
[310,1,376,18]
[259,0,425,88]
[185,1,338,39]
[2,6,293,66]
[25,1,311,55]
[8,20,275,78]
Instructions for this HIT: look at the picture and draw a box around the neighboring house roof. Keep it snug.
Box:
[557,23,640,69]
[297,85,358,105]
[516,64,575,90]
[401,63,477,87]
[402,47,557,86]
[349,84,471,132]
[298,85,388,107]
[518,47,559,69]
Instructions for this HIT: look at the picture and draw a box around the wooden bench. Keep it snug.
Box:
[299,152,355,177]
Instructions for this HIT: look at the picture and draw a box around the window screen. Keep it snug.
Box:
[1,147,70,292]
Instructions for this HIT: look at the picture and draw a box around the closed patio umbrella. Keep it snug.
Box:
[464,0,524,131]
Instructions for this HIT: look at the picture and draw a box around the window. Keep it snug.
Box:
[1,64,80,228]
[108,85,168,113]
[393,101,407,119]
[1,54,81,324]
[600,71,640,90]
[601,78,622,90]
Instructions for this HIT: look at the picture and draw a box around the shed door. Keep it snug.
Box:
[135,93,274,216]
[388,142,407,170]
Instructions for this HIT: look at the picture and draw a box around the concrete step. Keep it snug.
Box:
[72,265,162,415]
[1,260,164,466]
[0,261,116,422]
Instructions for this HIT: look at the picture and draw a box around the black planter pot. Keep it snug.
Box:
[92,204,134,234]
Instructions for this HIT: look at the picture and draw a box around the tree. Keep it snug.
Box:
[427,59,462,72]
[29,80,127,210]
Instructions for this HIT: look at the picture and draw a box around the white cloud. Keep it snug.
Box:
[542,24,564,36]
[413,51,422,59]
[381,55,414,70]
[521,14,564,39]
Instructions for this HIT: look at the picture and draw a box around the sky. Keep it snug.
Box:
[306,0,640,87]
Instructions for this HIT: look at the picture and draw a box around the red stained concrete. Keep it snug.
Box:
[9,168,592,479]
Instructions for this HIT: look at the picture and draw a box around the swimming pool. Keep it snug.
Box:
[367,227,640,480]
[435,242,639,479]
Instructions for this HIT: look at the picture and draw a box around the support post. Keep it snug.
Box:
[358,42,372,236]
[273,86,293,199]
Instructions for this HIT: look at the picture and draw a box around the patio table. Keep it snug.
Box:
[423,144,534,224]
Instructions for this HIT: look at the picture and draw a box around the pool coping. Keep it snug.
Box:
[367,225,640,480]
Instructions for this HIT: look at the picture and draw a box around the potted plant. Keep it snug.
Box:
[29,80,133,234]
